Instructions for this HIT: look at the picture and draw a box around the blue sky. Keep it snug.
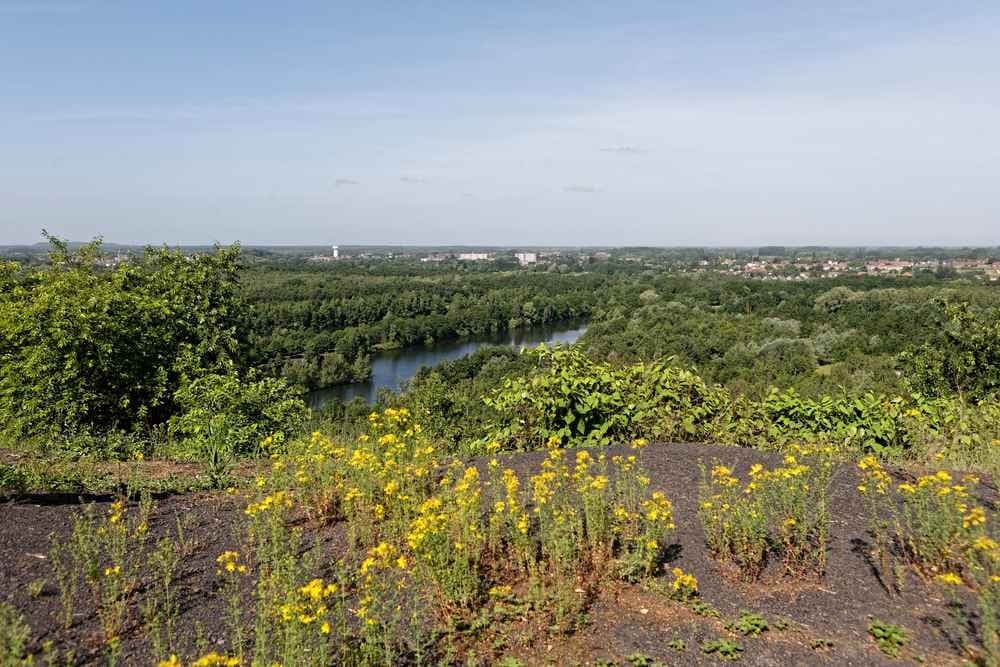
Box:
[1,1,998,245]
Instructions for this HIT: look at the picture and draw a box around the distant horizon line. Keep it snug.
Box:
[3,241,1000,251]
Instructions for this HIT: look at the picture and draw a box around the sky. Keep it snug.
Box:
[1,1,998,246]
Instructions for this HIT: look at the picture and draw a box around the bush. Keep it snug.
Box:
[485,347,729,449]
[168,372,307,461]
[0,235,243,448]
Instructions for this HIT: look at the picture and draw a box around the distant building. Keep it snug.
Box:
[865,260,912,274]
[332,245,339,259]
[458,252,490,261]
[515,252,537,266]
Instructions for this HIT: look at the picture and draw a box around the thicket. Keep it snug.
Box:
[398,347,1000,474]
[0,236,304,458]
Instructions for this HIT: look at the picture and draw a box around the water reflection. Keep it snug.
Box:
[308,322,587,407]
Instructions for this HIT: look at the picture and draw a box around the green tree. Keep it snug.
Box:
[901,301,1000,400]
[0,235,301,451]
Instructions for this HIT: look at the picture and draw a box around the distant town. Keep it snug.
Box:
[300,246,1000,281]
[4,242,999,281]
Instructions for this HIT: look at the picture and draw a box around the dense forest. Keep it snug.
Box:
[240,255,1000,401]
[240,260,618,387]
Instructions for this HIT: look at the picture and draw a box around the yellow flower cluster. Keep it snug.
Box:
[216,550,248,576]
[857,455,891,496]
[887,465,997,579]
[641,492,675,529]
[279,578,338,633]
[361,542,407,575]
[157,653,241,667]
[531,449,569,510]
[244,491,293,517]
[108,499,125,525]
[700,445,836,578]
[407,497,447,552]
[669,567,699,601]
[937,572,963,586]
[191,652,241,667]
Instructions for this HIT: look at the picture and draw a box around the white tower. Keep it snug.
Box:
[332,245,339,259]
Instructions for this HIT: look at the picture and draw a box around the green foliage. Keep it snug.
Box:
[729,611,769,637]
[868,618,908,657]
[701,638,743,660]
[169,372,307,462]
[485,347,728,449]
[481,347,1000,461]
[0,235,243,447]
[241,260,604,387]
[398,346,534,453]
[0,602,31,665]
[901,301,1000,400]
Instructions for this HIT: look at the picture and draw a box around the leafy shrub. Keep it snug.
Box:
[168,372,307,462]
[0,236,244,447]
[485,347,729,449]
[901,301,1000,400]
[482,346,1000,466]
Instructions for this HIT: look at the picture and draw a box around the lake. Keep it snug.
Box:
[308,321,587,407]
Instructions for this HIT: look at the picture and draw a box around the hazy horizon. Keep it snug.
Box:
[2,1,998,246]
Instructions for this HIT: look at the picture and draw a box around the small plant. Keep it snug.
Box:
[667,638,686,651]
[701,638,743,660]
[690,600,721,618]
[699,447,835,581]
[48,535,79,630]
[868,619,907,658]
[142,536,184,663]
[698,463,768,580]
[626,653,666,667]
[27,578,45,598]
[759,445,836,576]
[857,456,896,594]
[810,638,834,650]
[729,610,769,637]
[216,550,249,661]
[897,471,987,575]
[0,602,31,664]
[668,567,699,602]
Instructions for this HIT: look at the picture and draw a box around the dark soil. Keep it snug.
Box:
[1,442,995,665]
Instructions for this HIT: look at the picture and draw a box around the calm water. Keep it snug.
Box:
[308,321,587,407]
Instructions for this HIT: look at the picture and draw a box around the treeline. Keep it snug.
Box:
[579,276,1000,398]
[240,262,615,388]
